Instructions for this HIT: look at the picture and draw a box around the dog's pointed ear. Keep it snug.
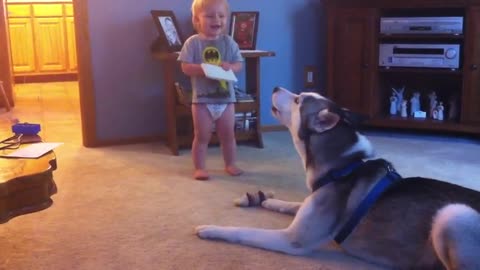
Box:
[307,109,340,133]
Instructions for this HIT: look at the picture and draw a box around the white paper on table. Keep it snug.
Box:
[1,142,63,158]
[201,63,238,82]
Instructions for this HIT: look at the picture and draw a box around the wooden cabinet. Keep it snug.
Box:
[463,6,480,123]
[34,17,66,72]
[8,17,35,73]
[7,2,77,81]
[154,50,275,155]
[65,16,77,71]
[327,8,377,116]
[325,0,480,134]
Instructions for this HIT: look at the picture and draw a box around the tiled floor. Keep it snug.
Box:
[0,81,82,144]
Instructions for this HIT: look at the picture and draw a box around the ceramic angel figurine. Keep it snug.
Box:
[390,93,398,115]
[437,102,444,121]
[410,92,421,116]
[401,100,408,117]
[392,86,405,113]
[428,91,438,118]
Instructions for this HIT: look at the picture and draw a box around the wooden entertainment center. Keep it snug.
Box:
[325,0,480,135]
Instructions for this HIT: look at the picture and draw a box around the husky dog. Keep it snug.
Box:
[195,87,480,270]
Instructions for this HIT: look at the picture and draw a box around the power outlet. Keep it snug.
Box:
[304,66,317,89]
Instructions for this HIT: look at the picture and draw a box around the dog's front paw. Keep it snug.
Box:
[195,225,219,239]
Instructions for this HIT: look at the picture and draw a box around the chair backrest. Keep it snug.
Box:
[174,82,192,106]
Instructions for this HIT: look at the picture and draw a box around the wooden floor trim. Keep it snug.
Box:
[91,126,288,148]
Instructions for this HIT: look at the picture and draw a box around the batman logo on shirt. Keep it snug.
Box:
[202,46,227,91]
[203,47,221,65]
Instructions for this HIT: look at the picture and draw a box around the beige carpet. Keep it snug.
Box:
[0,130,479,270]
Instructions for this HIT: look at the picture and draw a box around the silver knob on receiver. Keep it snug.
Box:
[445,48,457,59]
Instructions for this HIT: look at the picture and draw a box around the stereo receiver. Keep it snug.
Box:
[379,44,460,69]
[380,17,463,35]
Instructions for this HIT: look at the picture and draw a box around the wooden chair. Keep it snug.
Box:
[0,80,11,112]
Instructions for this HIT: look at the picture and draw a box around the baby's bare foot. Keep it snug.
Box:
[194,169,210,180]
[225,166,244,176]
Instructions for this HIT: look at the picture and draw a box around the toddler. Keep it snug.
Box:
[178,0,244,180]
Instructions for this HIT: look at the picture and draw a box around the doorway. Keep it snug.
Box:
[0,0,96,146]
[4,1,80,143]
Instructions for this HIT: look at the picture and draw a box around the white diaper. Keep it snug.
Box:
[206,103,228,121]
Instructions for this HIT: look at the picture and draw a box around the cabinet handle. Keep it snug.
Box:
[471,64,478,70]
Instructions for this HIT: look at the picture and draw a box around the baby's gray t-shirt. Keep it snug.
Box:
[178,34,243,103]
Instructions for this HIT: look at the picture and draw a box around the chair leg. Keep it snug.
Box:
[0,81,12,112]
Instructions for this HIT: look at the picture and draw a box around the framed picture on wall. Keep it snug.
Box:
[229,11,259,50]
[151,10,183,52]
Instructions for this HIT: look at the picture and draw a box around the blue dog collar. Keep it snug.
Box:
[311,160,364,192]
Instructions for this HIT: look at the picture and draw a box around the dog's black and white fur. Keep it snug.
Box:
[196,87,480,270]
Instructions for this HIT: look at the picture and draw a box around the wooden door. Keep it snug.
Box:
[34,17,66,72]
[326,8,377,116]
[8,17,35,73]
[462,6,480,123]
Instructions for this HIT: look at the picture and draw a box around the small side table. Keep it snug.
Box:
[0,150,57,223]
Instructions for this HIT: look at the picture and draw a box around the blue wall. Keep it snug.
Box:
[86,0,325,141]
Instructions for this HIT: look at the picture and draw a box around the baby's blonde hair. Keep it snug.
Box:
[191,0,230,32]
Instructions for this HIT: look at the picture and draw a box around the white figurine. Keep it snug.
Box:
[390,93,398,115]
[431,100,438,119]
[410,92,421,116]
[392,86,405,113]
[428,91,437,118]
[401,100,408,117]
[437,102,444,121]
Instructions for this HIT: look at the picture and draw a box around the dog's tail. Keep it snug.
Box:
[431,203,480,270]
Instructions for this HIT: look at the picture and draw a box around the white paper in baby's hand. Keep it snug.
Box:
[201,63,238,82]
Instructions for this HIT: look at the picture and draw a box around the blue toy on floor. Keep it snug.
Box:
[12,122,41,135]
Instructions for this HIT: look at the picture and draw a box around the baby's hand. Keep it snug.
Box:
[220,62,232,71]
